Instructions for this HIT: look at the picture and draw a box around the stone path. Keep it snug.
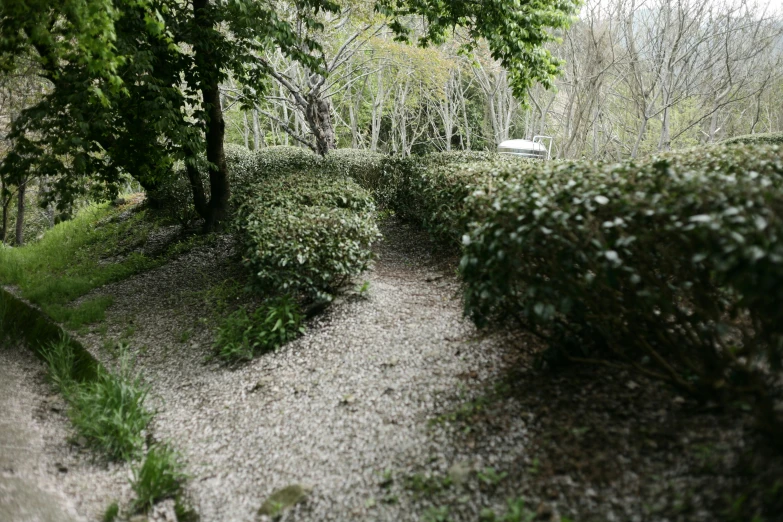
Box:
[0,344,83,522]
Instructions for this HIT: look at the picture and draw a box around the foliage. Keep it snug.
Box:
[2,0,579,228]
[42,334,79,394]
[0,0,125,90]
[256,145,322,175]
[386,151,521,242]
[102,502,120,522]
[42,338,153,461]
[150,144,259,224]
[459,144,783,437]
[322,148,386,199]
[0,0,342,225]
[377,0,579,100]
[236,164,380,301]
[214,297,305,362]
[68,362,153,461]
[721,133,783,146]
[131,444,187,512]
[0,200,210,328]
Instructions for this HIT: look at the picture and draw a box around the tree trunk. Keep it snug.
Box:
[202,83,229,230]
[243,112,250,148]
[306,92,336,156]
[253,108,262,150]
[0,180,10,244]
[192,0,230,232]
[15,180,26,246]
[1,202,7,244]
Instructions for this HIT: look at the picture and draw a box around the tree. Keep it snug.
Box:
[1,0,578,230]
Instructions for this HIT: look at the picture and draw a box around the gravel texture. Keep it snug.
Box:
[0,342,131,522]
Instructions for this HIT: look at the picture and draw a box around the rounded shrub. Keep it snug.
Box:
[384,150,521,242]
[721,132,783,146]
[254,146,320,176]
[236,170,380,301]
[322,148,386,198]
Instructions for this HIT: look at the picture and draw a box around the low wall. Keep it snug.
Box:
[0,287,99,382]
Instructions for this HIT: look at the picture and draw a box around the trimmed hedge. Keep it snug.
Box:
[236,168,379,301]
[385,151,521,242]
[254,145,320,175]
[459,144,783,435]
[721,132,783,146]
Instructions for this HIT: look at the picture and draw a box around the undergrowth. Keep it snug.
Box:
[214,296,305,362]
[42,336,153,461]
[0,199,212,329]
[131,444,187,512]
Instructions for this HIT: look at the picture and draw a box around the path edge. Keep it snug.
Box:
[0,286,99,382]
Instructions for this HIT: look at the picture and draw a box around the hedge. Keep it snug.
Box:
[721,132,783,146]
[384,151,521,242]
[459,144,783,436]
[236,168,380,301]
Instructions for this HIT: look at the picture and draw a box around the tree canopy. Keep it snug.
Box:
[0,0,578,229]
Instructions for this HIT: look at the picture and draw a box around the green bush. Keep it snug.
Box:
[255,145,320,175]
[322,148,386,201]
[214,297,305,362]
[236,169,380,300]
[385,151,521,243]
[460,144,783,436]
[721,132,783,146]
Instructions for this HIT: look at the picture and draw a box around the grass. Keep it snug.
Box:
[131,444,187,512]
[0,199,213,329]
[103,502,119,522]
[49,296,115,330]
[214,296,305,363]
[42,335,191,514]
[42,336,153,461]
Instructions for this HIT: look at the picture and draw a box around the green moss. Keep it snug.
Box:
[0,289,98,382]
[257,484,310,517]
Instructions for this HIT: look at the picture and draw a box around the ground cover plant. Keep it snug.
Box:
[0,198,212,330]
[131,443,188,512]
[42,336,153,461]
[214,297,305,362]
[38,333,194,517]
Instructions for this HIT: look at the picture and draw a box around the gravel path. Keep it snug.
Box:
[74,219,530,521]
[0,342,130,522]
[5,217,765,521]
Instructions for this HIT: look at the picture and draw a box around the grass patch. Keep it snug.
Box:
[49,296,115,329]
[131,444,187,512]
[0,199,214,329]
[103,501,119,522]
[214,296,305,363]
[42,337,153,461]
